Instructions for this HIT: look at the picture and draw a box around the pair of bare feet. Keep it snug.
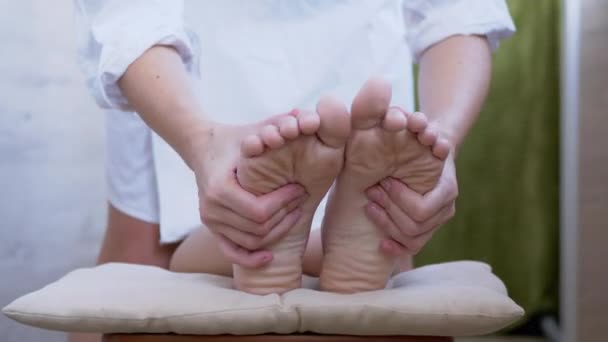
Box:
[234,78,450,294]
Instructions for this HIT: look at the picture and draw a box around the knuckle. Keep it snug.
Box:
[243,236,262,250]
[395,188,407,204]
[401,223,419,236]
[377,212,391,230]
[257,221,273,235]
[408,239,424,254]
[411,203,431,222]
[381,196,392,211]
[251,205,270,223]
[199,205,212,223]
[205,188,225,206]
[199,197,210,210]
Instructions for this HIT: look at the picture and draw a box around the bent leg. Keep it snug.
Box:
[170,227,233,276]
[97,204,178,267]
[170,226,325,278]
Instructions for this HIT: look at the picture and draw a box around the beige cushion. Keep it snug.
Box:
[3,261,523,336]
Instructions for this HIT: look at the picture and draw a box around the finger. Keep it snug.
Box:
[413,202,455,236]
[220,177,306,223]
[257,207,303,247]
[366,202,430,256]
[249,193,306,236]
[376,222,436,256]
[385,201,452,239]
[212,193,306,236]
[368,185,454,236]
[215,223,266,250]
[364,202,410,248]
[380,175,455,223]
[204,204,261,234]
[367,186,415,235]
[379,204,452,256]
[379,239,409,256]
[366,198,453,256]
[215,208,303,252]
[215,233,273,268]
[402,228,436,255]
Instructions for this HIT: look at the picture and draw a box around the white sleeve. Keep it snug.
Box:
[402,0,516,62]
[74,0,200,110]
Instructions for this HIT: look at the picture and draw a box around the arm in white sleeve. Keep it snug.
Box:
[403,0,516,62]
[74,0,199,110]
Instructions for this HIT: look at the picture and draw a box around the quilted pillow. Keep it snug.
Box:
[3,261,523,336]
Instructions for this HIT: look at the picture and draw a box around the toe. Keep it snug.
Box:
[316,96,351,148]
[351,77,392,130]
[295,109,321,135]
[278,116,299,140]
[417,125,438,146]
[407,112,428,133]
[432,137,451,160]
[241,134,265,157]
[382,107,408,131]
[260,125,285,149]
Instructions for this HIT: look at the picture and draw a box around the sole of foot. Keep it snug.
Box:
[234,97,351,295]
[319,78,449,293]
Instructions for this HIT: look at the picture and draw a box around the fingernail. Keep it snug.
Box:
[366,188,381,203]
[367,202,381,215]
[293,185,306,196]
[381,179,391,190]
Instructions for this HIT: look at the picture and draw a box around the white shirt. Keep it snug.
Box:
[75,0,515,243]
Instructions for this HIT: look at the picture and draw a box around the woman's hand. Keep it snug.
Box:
[189,122,308,269]
[117,46,308,269]
[365,154,458,255]
[365,35,491,257]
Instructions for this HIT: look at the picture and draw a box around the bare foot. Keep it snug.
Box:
[234,97,350,295]
[319,78,450,293]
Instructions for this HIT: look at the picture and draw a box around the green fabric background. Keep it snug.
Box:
[415,0,560,327]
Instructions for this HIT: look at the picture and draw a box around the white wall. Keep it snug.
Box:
[576,0,608,340]
[0,1,106,341]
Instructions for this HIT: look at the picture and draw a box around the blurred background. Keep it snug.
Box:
[0,0,606,341]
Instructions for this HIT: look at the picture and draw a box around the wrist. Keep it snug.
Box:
[178,114,217,174]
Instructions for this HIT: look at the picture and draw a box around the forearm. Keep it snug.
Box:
[417,35,492,151]
[118,45,212,170]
